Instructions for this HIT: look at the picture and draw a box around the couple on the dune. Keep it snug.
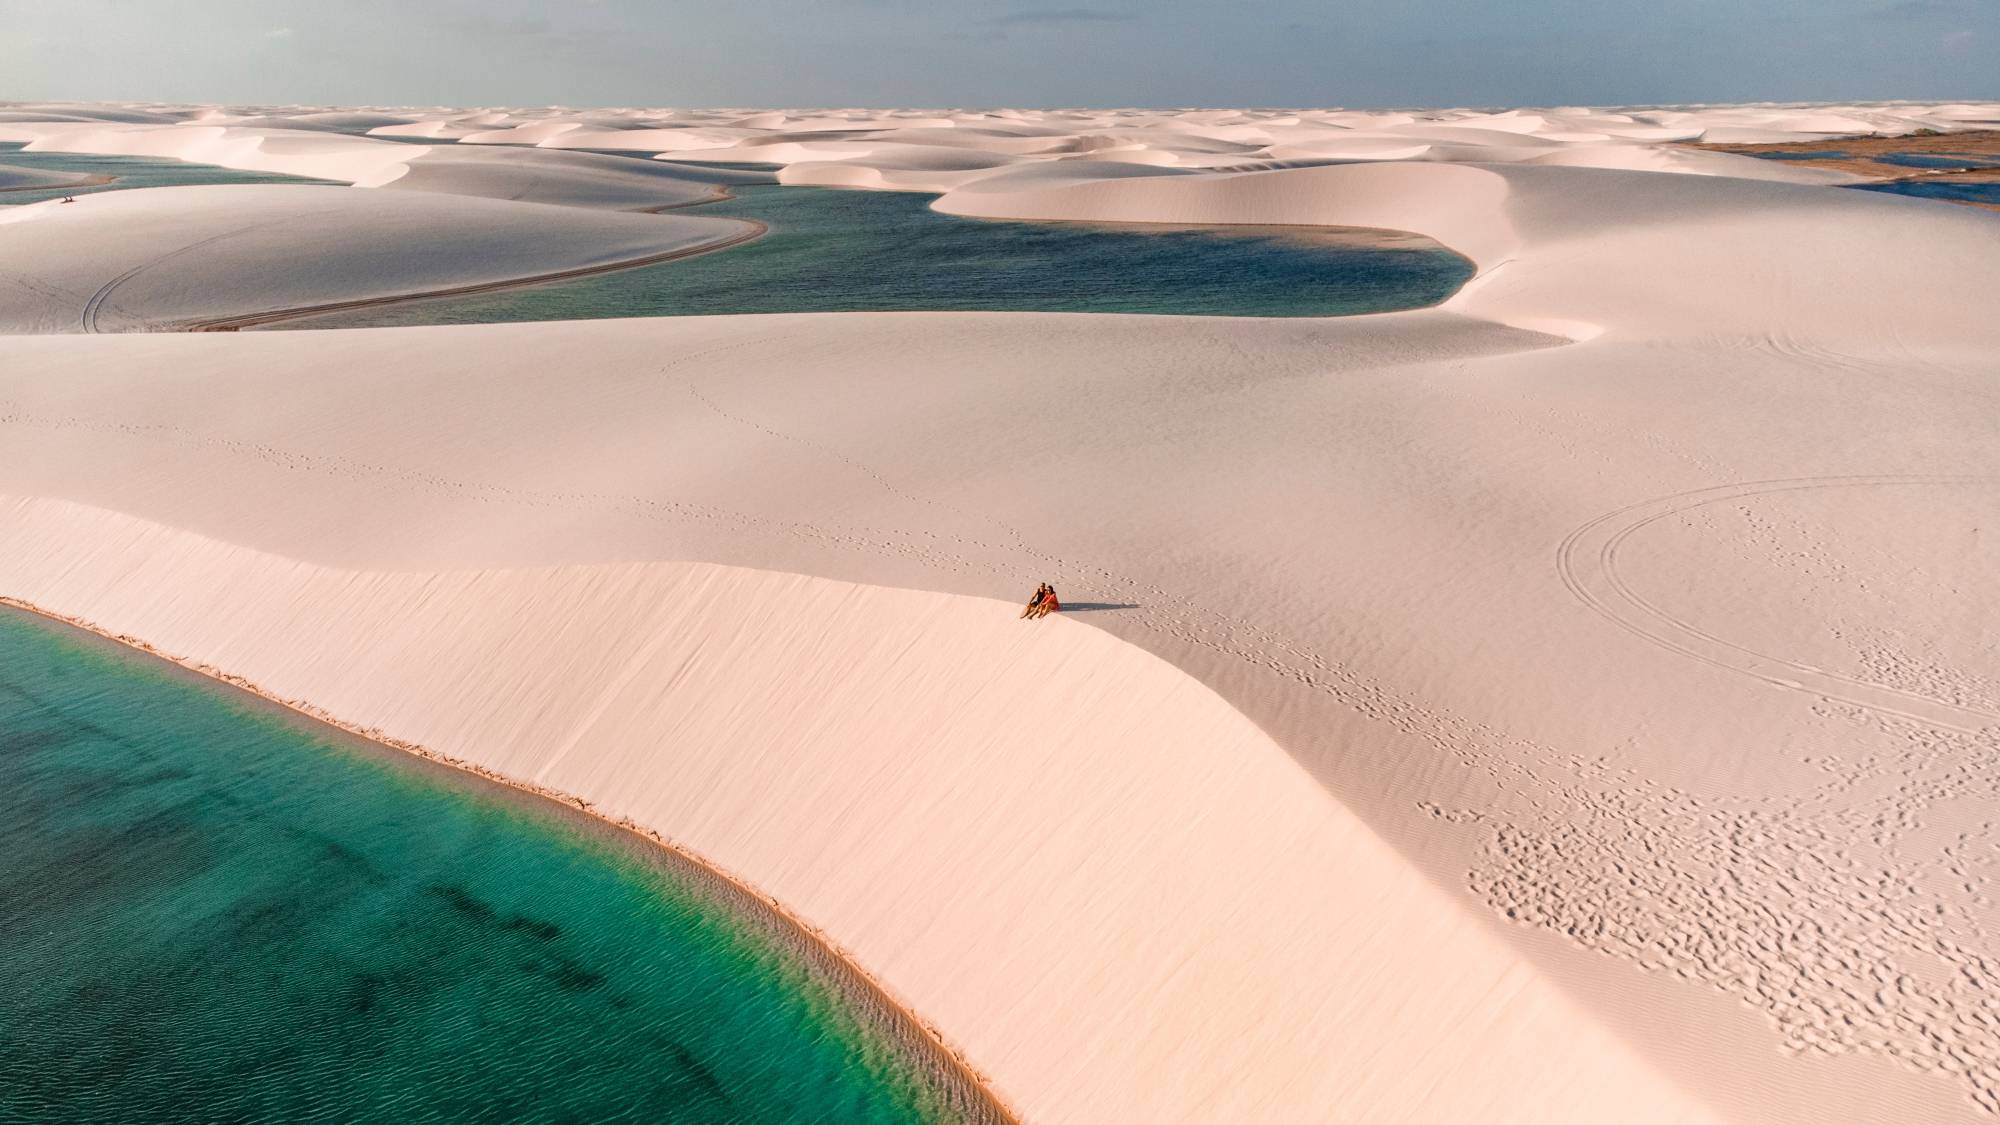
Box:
[1020,583,1060,619]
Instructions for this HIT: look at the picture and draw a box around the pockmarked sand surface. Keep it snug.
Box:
[3,99,2000,1123]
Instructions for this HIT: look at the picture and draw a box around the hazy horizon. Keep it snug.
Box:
[2,0,1994,111]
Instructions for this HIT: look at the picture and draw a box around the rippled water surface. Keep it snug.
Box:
[0,609,970,1123]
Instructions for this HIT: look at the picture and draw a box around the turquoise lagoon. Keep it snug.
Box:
[0,609,996,1123]
[288,183,1476,325]
[1,142,1473,322]
[0,142,337,204]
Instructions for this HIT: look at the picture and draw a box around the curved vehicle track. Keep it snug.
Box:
[1557,475,2000,733]
[80,212,338,333]
[185,218,765,332]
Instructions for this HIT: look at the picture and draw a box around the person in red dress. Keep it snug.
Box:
[1021,583,1060,618]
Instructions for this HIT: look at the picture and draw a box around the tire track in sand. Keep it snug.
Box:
[1557,475,2000,733]
[80,210,339,333]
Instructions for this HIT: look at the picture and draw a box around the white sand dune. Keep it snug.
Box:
[0,185,749,332]
[194,111,416,135]
[478,124,758,153]
[0,122,775,209]
[778,142,1030,191]
[1518,142,1864,182]
[379,146,770,209]
[456,118,594,147]
[0,122,417,185]
[4,100,2000,1123]
[377,100,2000,186]
[0,102,181,125]
[368,118,492,141]
[13,100,1995,207]
[934,159,2000,346]
[0,495,1708,1125]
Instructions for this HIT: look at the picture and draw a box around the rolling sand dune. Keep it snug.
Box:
[934,159,2000,345]
[376,146,771,209]
[0,103,181,125]
[0,122,775,208]
[0,496,1708,1125]
[0,122,419,185]
[15,99,1993,208]
[213,110,419,134]
[0,185,751,332]
[1519,142,1866,181]
[4,101,2000,1122]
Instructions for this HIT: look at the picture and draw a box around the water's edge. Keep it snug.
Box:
[188,218,771,332]
[0,596,1017,1124]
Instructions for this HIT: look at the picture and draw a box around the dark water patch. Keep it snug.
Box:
[1749,150,1853,161]
[0,142,337,206]
[671,159,788,172]
[1870,152,2000,171]
[1852,180,2000,206]
[560,148,784,173]
[0,608,999,1122]
[283,183,1474,327]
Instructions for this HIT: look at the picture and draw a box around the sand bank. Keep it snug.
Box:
[0,597,1018,1125]
[0,121,776,209]
[187,219,765,332]
[0,496,1711,1124]
[0,184,755,333]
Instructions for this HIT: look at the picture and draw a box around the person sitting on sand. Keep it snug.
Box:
[1021,583,1050,619]
[1021,583,1060,619]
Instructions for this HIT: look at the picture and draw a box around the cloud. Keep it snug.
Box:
[987,7,1137,26]
[264,27,294,39]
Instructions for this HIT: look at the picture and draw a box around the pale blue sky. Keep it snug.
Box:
[2,0,1993,108]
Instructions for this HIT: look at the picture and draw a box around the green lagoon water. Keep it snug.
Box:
[0,142,337,205]
[287,183,1476,326]
[0,609,980,1123]
[2,142,1472,322]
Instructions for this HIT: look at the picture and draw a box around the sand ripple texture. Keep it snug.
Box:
[1431,476,2000,1115]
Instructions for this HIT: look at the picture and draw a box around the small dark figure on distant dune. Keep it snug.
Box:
[1020,583,1060,619]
